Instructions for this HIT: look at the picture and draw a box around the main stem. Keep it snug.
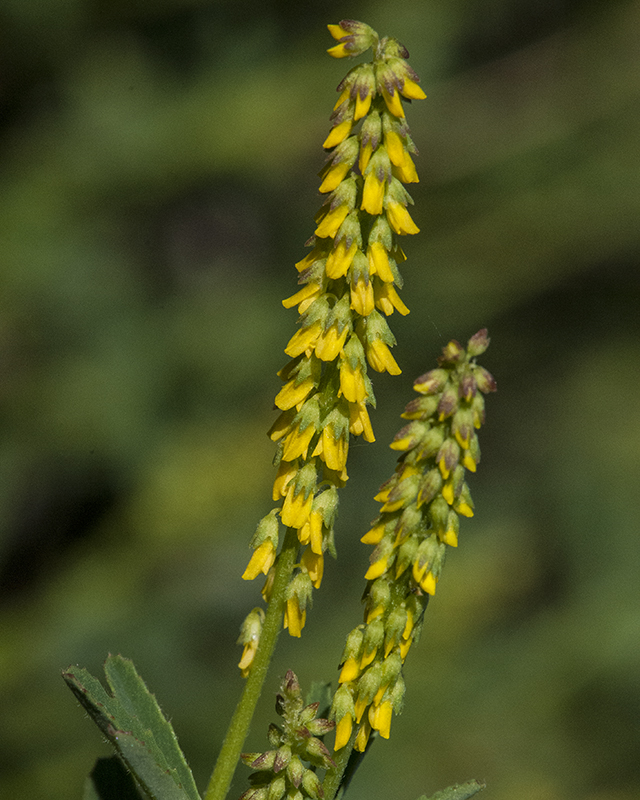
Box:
[322,735,355,800]
[204,527,300,800]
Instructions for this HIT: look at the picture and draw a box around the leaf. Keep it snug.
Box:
[63,655,201,800]
[418,780,486,800]
[83,755,145,800]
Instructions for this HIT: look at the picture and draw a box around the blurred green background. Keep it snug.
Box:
[1,1,639,799]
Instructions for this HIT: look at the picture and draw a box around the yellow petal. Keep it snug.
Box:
[315,204,350,238]
[386,201,419,235]
[323,119,353,148]
[401,78,427,100]
[334,714,353,750]
[367,242,395,283]
[319,162,351,193]
[381,87,404,118]
[242,540,276,581]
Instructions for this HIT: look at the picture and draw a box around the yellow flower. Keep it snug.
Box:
[367,242,395,283]
[339,358,367,403]
[358,140,374,175]
[366,338,401,375]
[282,421,316,462]
[285,322,322,358]
[281,482,314,528]
[282,283,322,311]
[401,78,427,100]
[354,90,372,120]
[354,719,371,752]
[323,119,353,148]
[284,596,306,637]
[325,239,357,279]
[348,401,375,442]
[321,424,348,472]
[381,86,404,118]
[301,547,324,589]
[319,161,351,193]
[369,700,393,738]
[274,377,315,411]
[334,713,353,750]
[392,153,419,183]
[386,200,419,235]
[374,282,410,316]
[361,171,385,215]
[272,459,297,500]
[350,275,375,316]
[315,203,350,238]
[339,656,360,684]
[315,324,349,361]
[242,540,276,581]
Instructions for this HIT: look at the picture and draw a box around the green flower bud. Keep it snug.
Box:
[417,468,443,507]
[285,754,304,787]
[267,774,286,800]
[413,368,448,395]
[467,327,490,356]
[438,338,465,365]
[301,769,323,800]
[473,364,497,394]
[272,744,291,774]
[437,385,458,420]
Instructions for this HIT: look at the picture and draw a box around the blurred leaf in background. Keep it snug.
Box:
[0,1,639,800]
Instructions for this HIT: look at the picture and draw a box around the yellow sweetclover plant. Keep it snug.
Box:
[63,20,493,800]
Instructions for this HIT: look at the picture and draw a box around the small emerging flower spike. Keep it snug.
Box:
[330,331,496,751]
[240,20,427,652]
[240,670,335,800]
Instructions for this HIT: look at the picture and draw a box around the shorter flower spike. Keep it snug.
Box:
[240,671,335,800]
[330,331,495,750]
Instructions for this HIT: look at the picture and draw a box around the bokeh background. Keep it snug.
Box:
[1,1,639,799]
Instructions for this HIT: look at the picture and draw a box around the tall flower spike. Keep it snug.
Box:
[239,21,427,654]
[330,331,496,751]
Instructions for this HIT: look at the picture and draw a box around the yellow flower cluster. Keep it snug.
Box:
[240,19,427,648]
[331,331,496,751]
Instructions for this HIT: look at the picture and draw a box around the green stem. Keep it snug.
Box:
[204,527,300,800]
[323,735,355,800]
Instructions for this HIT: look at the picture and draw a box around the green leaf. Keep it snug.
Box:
[83,756,145,800]
[418,780,486,800]
[63,655,201,800]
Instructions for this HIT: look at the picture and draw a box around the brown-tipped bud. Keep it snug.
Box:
[299,702,320,726]
[285,754,305,788]
[305,717,336,737]
[413,368,448,395]
[242,751,276,770]
[436,438,460,479]
[458,370,477,402]
[474,365,497,394]
[268,723,283,747]
[417,468,443,507]
[267,775,286,800]
[471,393,486,428]
[273,744,292,774]
[428,497,450,533]
[452,408,474,449]
[367,577,391,616]
[467,328,490,356]
[302,769,324,800]
[415,425,445,461]
[395,534,419,577]
[401,394,439,420]
[438,339,465,365]
[437,385,458,420]
[304,734,336,769]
